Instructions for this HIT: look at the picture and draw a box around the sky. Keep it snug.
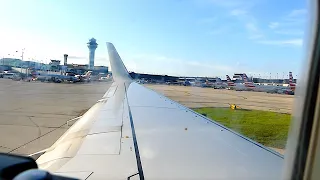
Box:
[0,0,308,78]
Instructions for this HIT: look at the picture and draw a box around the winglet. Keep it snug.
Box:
[106,42,132,82]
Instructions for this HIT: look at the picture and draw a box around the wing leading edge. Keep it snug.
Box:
[36,42,283,179]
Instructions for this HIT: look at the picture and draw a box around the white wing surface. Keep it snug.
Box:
[36,43,283,180]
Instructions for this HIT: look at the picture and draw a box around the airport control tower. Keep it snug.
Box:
[87,38,98,69]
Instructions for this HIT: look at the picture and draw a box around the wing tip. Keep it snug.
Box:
[106,42,132,82]
[106,42,114,49]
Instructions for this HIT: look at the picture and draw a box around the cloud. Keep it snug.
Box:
[268,9,306,37]
[283,9,307,26]
[284,9,307,24]
[207,25,230,35]
[206,0,254,8]
[198,17,217,24]
[228,6,264,40]
[213,6,306,47]
[186,61,233,72]
[120,53,235,76]
[253,9,307,48]
[96,57,107,61]
[259,39,303,46]
[206,0,240,7]
[287,9,307,18]
[68,55,85,59]
[268,22,279,29]
[199,0,263,40]
[274,30,304,36]
[230,9,247,16]
[245,22,263,39]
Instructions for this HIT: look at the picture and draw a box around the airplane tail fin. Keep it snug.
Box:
[226,75,232,81]
[289,72,293,83]
[289,72,296,89]
[106,42,132,82]
[243,73,255,87]
[242,73,249,82]
[85,71,92,77]
[226,75,235,86]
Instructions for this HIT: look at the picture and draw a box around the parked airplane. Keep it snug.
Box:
[242,73,256,89]
[226,75,235,87]
[245,72,296,94]
[13,43,283,179]
[182,77,207,87]
[266,72,295,95]
[212,77,227,89]
[226,75,248,90]
[242,73,282,92]
[204,77,227,89]
[36,73,79,83]
[36,74,63,83]
[192,77,209,87]
[75,71,92,82]
[288,71,296,91]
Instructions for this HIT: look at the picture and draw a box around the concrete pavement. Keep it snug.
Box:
[0,79,111,155]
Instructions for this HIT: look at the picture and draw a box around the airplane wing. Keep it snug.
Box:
[35,43,283,179]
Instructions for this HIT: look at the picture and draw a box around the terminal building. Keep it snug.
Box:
[66,63,108,76]
[49,60,61,71]
[129,72,178,82]
[93,66,108,75]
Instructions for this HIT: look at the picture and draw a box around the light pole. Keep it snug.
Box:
[1,55,5,65]
[6,54,11,65]
[40,60,44,71]
[21,48,25,61]
[15,48,25,74]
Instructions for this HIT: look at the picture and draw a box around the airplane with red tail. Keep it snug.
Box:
[242,73,256,88]
[288,72,296,91]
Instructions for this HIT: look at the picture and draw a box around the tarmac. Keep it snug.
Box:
[145,84,294,114]
[0,79,111,155]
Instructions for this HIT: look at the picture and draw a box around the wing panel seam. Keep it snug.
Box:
[124,83,144,180]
